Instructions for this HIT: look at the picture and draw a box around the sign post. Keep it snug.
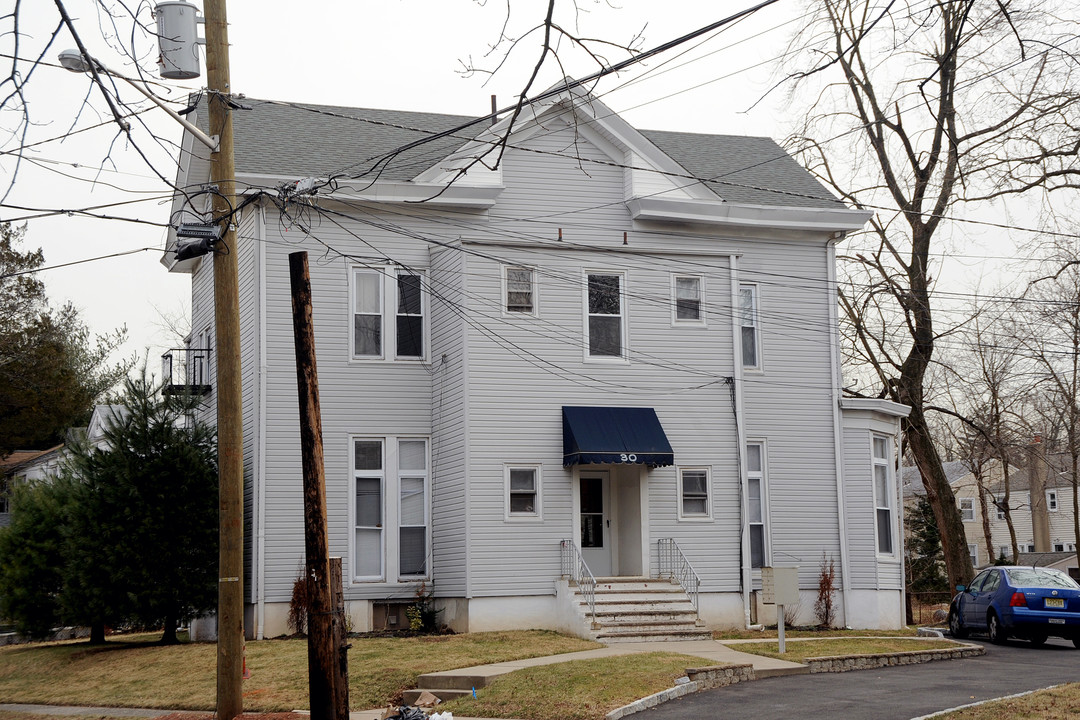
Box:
[761,566,799,653]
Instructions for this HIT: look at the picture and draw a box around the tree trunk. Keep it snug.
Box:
[160,615,178,645]
[903,405,974,591]
[89,622,106,644]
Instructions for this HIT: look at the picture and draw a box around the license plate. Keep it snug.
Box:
[1045,598,1066,609]
[1049,618,1066,624]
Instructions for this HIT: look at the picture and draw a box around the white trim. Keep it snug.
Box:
[677,466,712,521]
[959,497,976,522]
[671,273,706,327]
[396,438,431,580]
[504,464,543,521]
[582,269,629,363]
[839,397,912,418]
[1047,490,1059,512]
[872,434,898,558]
[627,196,873,233]
[502,265,538,317]
[738,283,761,371]
[349,266,429,363]
[351,437,387,583]
[745,440,769,568]
[827,237,852,626]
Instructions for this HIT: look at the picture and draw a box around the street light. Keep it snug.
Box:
[57,49,218,152]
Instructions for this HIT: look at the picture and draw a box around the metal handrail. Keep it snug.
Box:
[658,538,701,618]
[560,539,598,627]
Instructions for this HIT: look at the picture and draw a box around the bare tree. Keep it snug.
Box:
[786,0,1080,590]
[1017,244,1080,569]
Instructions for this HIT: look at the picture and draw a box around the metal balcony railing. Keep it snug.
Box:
[161,346,213,396]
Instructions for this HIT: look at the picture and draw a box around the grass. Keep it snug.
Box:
[933,683,1080,719]
[440,652,712,720]
[731,637,959,662]
[713,626,920,640]
[0,630,598,711]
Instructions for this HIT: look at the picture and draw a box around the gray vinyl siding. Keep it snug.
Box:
[460,121,743,596]
[429,243,469,596]
[237,209,260,602]
[842,410,904,590]
[740,242,842,589]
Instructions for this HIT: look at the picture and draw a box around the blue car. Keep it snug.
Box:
[948,566,1080,647]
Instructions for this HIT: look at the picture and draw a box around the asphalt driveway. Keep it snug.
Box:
[642,636,1080,720]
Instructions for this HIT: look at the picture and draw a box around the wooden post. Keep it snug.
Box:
[203,2,244,718]
[329,557,350,717]
[289,251,337,720]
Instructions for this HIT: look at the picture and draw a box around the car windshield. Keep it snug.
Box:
[1004,568,1080,589]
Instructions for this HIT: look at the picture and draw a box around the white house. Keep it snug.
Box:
[164,86,910,640]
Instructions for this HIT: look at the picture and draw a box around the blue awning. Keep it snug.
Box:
[562,406,674,467]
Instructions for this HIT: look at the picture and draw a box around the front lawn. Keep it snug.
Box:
[932,683,1080,720]
[732,637,959,662]
[0,630,598,711]
[441,652,713,720]
[713,626,920,641]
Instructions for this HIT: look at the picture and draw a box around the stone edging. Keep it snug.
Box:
[806,644,984,673]
[604,664,754,720]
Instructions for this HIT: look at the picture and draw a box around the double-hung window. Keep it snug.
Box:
[968,544,978,567]
[352,267,426,360]
[1047,490,1058,511]
[959,497,975,522]
[586,272,625,359]
[506,465,541,518]
[872,436,895,555]
[353,440,384,579]
[739,284,760,369]
[673,275,704,324]
[352,437,430,581]
[505,266,536,315]
[679,468,710,519]
[747,443,767,567]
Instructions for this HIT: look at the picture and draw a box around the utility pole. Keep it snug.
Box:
[203,1,244,718]
[289,251,339,719]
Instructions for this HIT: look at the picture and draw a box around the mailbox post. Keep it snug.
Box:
[761,566,799,653]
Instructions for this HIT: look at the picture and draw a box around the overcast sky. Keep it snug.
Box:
[3,0,1038,375]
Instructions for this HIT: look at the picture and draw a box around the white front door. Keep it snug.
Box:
[580,472,612,576]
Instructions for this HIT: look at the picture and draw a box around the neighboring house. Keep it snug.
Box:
[0,405,129,528]
[903,456,1079,571]
[0,445,64,527]
[163,86,910,639]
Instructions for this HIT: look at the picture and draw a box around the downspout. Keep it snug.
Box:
[827,235,853,627]
[729,254,752,628]
[256,201,268,639]
[896,411,906,628]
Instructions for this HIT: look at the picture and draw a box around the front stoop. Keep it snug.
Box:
[581,577,711,643]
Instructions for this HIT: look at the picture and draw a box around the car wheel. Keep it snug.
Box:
[1029,632,1047,647]
[987,611,1007,645]
[948,609,967,639]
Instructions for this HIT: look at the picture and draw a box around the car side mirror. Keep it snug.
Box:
[956,584,966,593]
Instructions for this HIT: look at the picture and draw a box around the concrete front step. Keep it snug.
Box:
[597,627,713,642]
[415,672,494,690]
[593,578,680,593]
[589,591,689,602]
[402,688,472,704]
[594,611,698,624]
[590,600,696,612]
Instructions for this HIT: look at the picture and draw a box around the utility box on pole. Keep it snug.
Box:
[154,1,202,79]
[761,566,799,653]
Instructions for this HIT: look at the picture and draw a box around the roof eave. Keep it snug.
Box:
[627,196,873,234]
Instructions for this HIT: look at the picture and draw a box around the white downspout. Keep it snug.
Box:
[827,236,853,626]
[730,254,752,628]
[256,201,268,640]
[895,417,906,628]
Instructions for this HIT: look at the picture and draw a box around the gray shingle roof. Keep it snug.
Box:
[200,97,842,209]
